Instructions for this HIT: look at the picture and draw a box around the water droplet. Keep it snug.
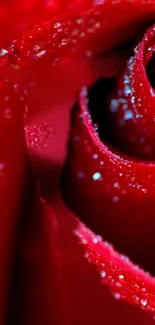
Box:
[100,270,106,278]
[104,241,110,248]
[124,85,131,96]
[133,295,139,302]
[93,154,98,159]
[4,96,9,102]
[140,299,147,307]
[122,104,128,110]
[113,292,121,300]
[94,124,98,131]
[54,22,62,29]
[92,237,98,244]
[115,282,121,288]
[112,196,119,203]
[119,274,124,280]
[35,50,46,58]
[131,96,135,104]
[0,48,8,66]
[95,22,101,28]
[124,110,133,120]
[60,39,68,46]
[76,18,83,24]
[124,75,130,83]
[92,172,102,181]
[80,32,85,38]
[96,235,102,242]
[81,239,87,245]
[150,88,155,96]
[13,83,20,93]
[77,172,85,179]
[4,108,12,119]
[120,255,129,263]
[0,48,8,57]
[110,99,119,113]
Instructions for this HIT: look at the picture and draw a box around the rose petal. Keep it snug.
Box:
[108,24,155,159]
[2,0,155,69]
[0,79,27,324]
[5,1,155,324]
[13,193,155,324]
[62,84,155,273]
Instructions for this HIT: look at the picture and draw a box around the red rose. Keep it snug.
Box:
[2,1,155,324]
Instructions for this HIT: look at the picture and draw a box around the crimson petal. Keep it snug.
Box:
[15,194,155,324]
[108,24,155,159]
[62,83,155,273]
[0,80,27,324]
[3,0,155,69]
[4,1,155,324]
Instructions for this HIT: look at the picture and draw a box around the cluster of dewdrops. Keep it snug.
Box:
[109,57,137,126]
[25,123,54,150]
[77,230,155,320]
[70,87,149,203]
[109,34,155,158]
[4,8,106,69]
[1,5,155,321]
